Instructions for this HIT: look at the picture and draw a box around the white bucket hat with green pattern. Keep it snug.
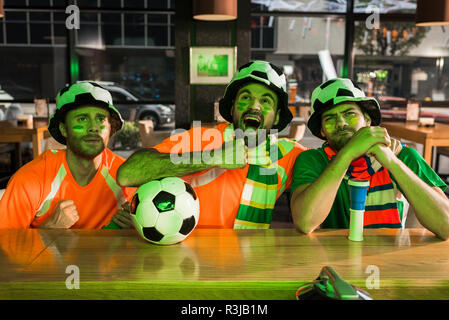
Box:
[308,78,381,139]
[219,60,292,132]
[49,81,124,145]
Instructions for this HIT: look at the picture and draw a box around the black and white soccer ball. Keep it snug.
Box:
[130,177,200,245]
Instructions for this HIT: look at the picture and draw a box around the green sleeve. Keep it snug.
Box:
[395,147,447,192]
[290,148,350,228]
[290,149,329,195]
[102,220,121,229]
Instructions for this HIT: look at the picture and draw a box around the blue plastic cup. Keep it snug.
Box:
[348,179,370,211]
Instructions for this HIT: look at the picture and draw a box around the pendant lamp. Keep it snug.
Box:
[193,0,237,21]
[416,0,449,26]
[0,0,4,18]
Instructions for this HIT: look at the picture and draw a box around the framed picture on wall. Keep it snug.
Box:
[189,47,237,84]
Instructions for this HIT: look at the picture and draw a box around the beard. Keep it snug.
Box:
[66,135,106,160]
[326,128,356,151]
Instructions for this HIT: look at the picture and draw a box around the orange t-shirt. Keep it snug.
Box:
[0,148,136,229]
[153,123,306,228]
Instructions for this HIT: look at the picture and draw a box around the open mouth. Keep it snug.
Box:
[243,114,262,130]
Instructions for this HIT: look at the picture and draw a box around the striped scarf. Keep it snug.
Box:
[323,143,402,228]
[223,125,295,229]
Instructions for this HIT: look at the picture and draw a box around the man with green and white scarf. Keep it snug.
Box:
[117,61,307,229]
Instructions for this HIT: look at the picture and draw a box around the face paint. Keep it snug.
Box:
[321,102,369,151]
[72,125,85,132]
[236,101,248,110]
[232,82,278,132]
[64,106,111,159]
[323,122,336,134]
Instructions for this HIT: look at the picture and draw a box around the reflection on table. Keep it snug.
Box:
[0,228,448,300]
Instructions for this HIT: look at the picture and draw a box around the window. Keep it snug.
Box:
[354,0,416,14]
[251,0,347,13]
[148,14,171,47]
[124,14,145,46]
[249,0,448,104]
[5,12,27,44]
[29,12,52,45]
[76,12,101,48]
[101,13,121,46]
[251,16,277,50]
[77,49,175,102]
[53,12,67,45]
[354,22,449,101]
[252,16,346,103]
[0,1,175,106]
[0,46,67,100]
[3,0,27,7]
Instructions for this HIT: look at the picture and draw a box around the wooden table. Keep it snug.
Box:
[382,121,449,166]
[0,228,448,300]
[0,125,50,159]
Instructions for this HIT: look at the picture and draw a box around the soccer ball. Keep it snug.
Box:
[130,177,200,245]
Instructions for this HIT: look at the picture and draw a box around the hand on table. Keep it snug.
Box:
[111,202,134,229]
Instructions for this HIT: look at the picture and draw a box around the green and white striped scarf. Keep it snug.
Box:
[223,125,296,229]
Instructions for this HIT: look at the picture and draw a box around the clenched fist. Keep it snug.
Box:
[340,126,391,162]
[213,138,248,170]
[40,200,79,229]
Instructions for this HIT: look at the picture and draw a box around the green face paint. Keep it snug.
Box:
[321,102,370,150]
[232,82,278,132]
[64,106,111,159]
[72,125,85,132]
[237,101,248,109]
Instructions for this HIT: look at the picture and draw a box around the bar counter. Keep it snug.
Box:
[0,228,448,300]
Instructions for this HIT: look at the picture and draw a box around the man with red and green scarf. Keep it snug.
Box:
[290,78,449,240]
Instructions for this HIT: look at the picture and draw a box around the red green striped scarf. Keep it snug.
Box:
[323,143,402,228]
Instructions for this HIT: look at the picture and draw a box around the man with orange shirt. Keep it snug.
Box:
[118,61,306,228]
[0,82,134,229]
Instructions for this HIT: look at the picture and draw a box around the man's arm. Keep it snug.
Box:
[290,151,352,233]
[290,126,391,234]
[368,144,449,240]
[117,139,246,187]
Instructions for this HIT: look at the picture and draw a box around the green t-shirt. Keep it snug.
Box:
[291,147,447,228]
